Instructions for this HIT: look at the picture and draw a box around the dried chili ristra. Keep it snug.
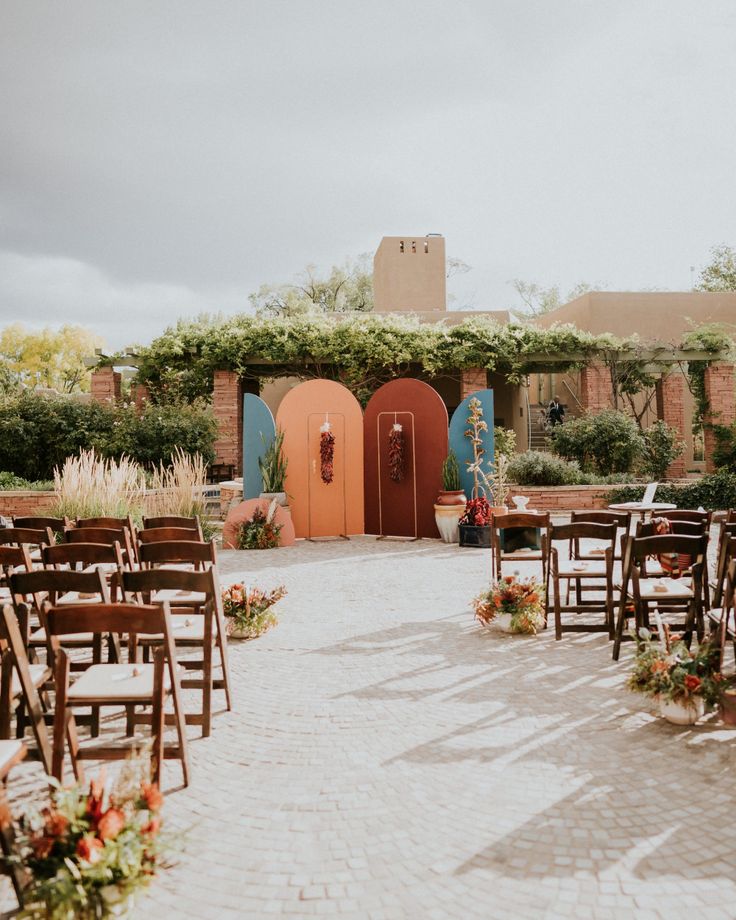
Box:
[388,427,405,482]
[320,429,335,484]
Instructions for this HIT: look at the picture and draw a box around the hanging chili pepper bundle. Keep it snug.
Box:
[320,429,335,484]
[388,426,405,482]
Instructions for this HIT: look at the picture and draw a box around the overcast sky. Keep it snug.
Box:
[1,1,735,348]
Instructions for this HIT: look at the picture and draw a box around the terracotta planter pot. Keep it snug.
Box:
[719,688,736,726]
[436,489,467,506]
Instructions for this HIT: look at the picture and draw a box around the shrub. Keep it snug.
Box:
[51,450,146,522]
[639,420,685,480]
[712,423,736,470]
[0,472,53,491]
[0,393,216,479]
[507,451,583,486]
[493,426,516,458]
[608,469,736,510]
[550,410,643,475]
[144,449,215,539]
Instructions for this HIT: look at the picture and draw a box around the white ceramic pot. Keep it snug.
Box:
[512,495,530,512]
[494,613,514,633]
[659,696,705,725]
[433,504,464,543]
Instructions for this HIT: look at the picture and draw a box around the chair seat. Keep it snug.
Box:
[634,579,694,600]
[708,608,736,634]
[11,663,49,698]
[557,561,608,578]
[31,627,94,645]
[68,663,171,702]
[501,551,542,560]
[56,591,106,605]
[151,589,207,605]
[139,614,207,644]
[0,739,25,774]
[81,563,119,575]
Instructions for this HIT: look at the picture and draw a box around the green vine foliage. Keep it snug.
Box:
[123,314,732,406]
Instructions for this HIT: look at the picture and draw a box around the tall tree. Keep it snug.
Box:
[0,323,104,392]
[695,244,736,292]
[249,256,373,317]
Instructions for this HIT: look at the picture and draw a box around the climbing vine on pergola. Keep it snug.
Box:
[104,314,733,407]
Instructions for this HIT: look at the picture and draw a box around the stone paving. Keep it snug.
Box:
[3,536,736,919]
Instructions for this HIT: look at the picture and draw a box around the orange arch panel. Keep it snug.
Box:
[276,380,365,538]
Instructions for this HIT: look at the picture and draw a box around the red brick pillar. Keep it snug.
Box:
[131,383,150,409]
[579,364,611,411]
[655,371,687,478]
[90,368,121,403]
[213,370,244,476]
[460,368,487,400]
[704,363,736,472]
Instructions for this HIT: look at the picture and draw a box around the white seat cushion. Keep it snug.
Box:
[0,740,24,772]
[30,627,94,645]
[11,663,49,698]
[55,591,105,605]
[151,589,207,605]
[556,561,608,578]
[635,579,694,600]
[67,663,170,702]
[139,614,208,644]
[708,607,736,633]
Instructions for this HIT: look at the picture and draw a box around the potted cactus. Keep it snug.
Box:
[434,451,466,543]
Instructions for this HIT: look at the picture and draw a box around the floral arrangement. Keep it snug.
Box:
[388,425,405,482]
[222,583,287,638]
[627,625,722,708]
[236,502,282,550]
[472,575,545,634]
[459,496,492,527]
[12,757,165,919]
[320,429,335,484]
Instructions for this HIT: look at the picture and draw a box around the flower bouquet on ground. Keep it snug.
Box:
[472,575,545,635]
[222,583,287,639]
[627,624,722,724]
[12,756,166,919]
[236,501,282,550]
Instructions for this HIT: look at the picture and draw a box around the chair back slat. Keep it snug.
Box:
[44,601,167,637]
[138,539,217,568]
[0,545,33,575]
[121,567,214,595]
[138,527,204,545]
[0,527,51,546]
[43,542,123,569]
[550,521,617,542]
[144,515,202,535]
[10,567,109,602]
[637,519,705,538]
[628,533,705,561]
[571,510,631,529]
[657,509,712,526]
[492,512,550,530]
[13,516,68,534]
[76,516,135,530]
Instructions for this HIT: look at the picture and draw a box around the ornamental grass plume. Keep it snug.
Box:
[52,450,146,522]
[144,448,209,530]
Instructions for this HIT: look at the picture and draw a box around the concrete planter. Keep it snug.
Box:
[433,504,464,543]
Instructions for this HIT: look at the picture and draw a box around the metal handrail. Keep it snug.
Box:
[562,376,584,413]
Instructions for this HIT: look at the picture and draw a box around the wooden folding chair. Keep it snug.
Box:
[66,526,136,567]
[143,515,203,540]
[76,515,136,532]
[0,739,27,908]
[547,521,618,640]
[0,527,52,566]
[0,545,33,598]
[709,555,736,669]
[122,567,231,736]
[612,533,706,660]
[0,606,52,776]
[712,523,736,608]
[491,512,551,582]
[44,601,189,787]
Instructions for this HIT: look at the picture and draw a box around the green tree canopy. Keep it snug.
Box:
[695,244,736,292]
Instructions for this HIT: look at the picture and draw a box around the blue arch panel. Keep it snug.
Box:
[242,394,276,499]
[449,390,495,500]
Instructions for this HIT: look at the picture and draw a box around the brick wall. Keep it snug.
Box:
[579,364,611,411]
[131,383,150,408]
[0,492,56,518]
[704,363,736,472]
[655,371,687,477]
[90,368,121,403]
[507,485,611,512]
[460,368,487,400]
[213,371,244,475]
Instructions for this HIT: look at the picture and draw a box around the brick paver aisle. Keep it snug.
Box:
[5,538,736,919]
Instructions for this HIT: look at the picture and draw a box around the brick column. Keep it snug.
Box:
[90,368,121,403]
[655,371,687,478]
[460,368,487,400]
[704,363,736,472]
[579,364,611,412]
[213,370,244,476]
[131,383,150,409]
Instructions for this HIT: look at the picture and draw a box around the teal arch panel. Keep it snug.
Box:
[243,394,276,499]
[449,390,495,500]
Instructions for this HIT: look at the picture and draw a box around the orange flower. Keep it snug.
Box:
[97,807,126,841]
[141,782,164,812]
[42,809,69,838]
[142,817,161,836]
[76,834,104,864]
[684,674,701,692]
[31,835,55,859]
[651,660,669,674]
